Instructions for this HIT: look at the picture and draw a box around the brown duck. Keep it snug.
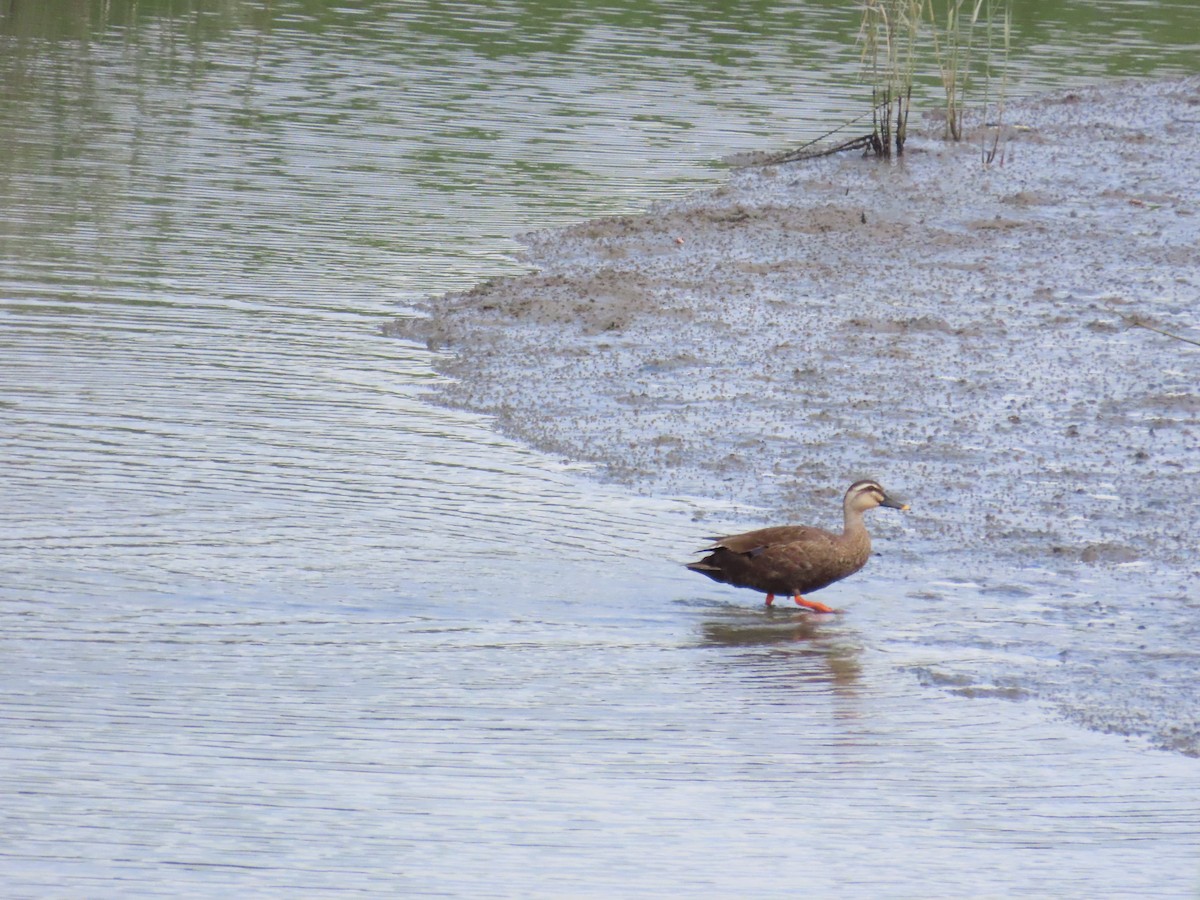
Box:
[686,480,909,612]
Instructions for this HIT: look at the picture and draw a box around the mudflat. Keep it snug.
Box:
[392,76,1200,754]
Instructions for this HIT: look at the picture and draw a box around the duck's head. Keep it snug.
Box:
[845,479,910,513]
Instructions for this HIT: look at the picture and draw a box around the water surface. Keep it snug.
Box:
[2,1,1199,895]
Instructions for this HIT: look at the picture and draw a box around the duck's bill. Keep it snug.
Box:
[881,495,910,510]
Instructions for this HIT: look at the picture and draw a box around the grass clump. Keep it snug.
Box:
[857,0,1012,158]
[859,0,923,157]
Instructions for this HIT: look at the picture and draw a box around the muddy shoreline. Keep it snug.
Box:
[390,77,1200,754]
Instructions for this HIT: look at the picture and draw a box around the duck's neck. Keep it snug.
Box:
[842,505,871,549]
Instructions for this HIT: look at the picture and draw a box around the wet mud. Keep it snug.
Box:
[390,77,1200,755]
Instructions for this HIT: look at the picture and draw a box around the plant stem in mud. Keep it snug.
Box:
[860,0,921,157]
[982,0,1012,164]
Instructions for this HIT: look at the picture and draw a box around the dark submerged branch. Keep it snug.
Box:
[1107,305,1200,349]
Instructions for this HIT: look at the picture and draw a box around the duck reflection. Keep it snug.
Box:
[699,608,862,692]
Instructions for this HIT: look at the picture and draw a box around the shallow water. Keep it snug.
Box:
[2,1,1200,895]
[7,571,1200,896]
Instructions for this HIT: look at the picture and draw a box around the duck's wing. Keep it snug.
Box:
[701,525,834,557]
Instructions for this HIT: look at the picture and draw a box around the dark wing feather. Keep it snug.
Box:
[689,525,849,595]
[702,525,836,557]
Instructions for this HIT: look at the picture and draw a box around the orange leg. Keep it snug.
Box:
[793,594,841,614]
[764,593,775,606]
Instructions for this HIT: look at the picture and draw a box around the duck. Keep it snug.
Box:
[686,479,909,612]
